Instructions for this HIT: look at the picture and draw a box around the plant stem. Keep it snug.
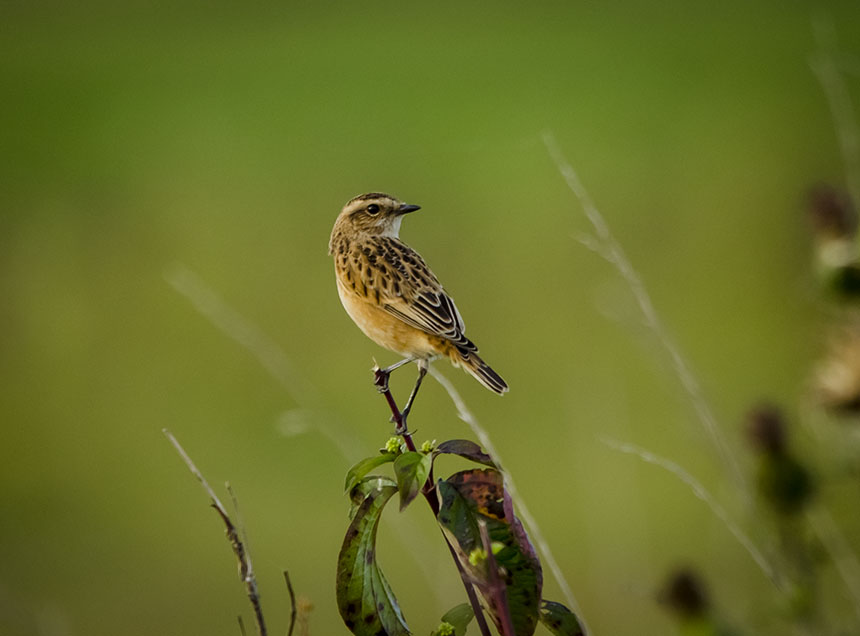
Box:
[445,542,494,636]
[372,370,493,636]
[164,430,267,636]
[479,520,517,636]
[284,571,297,636]
[375,368,420,453]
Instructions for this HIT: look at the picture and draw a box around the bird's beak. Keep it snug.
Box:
[397,203,421,215]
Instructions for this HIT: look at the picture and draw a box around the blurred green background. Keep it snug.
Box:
[3,1,860,634]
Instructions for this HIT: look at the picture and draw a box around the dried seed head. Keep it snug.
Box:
[659,568,708,618]
[808,184,856,242]
[746,403,786,455]
[814,323,860,414]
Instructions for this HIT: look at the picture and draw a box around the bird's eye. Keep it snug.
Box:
[366,204,380,215]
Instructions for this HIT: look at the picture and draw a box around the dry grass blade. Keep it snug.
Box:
[165,264,313,403]
[429,367,590,634]
[811,16,860,210]
[165,263,362,462]
[806,509,860,620]
[541,130,747,498]
[600,436,778,589]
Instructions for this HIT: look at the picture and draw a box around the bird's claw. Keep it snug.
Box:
[394,420,410,436]
[374,368,390,393]
[393,411,414,436]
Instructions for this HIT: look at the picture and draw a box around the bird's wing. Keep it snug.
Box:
[361,237,475,350]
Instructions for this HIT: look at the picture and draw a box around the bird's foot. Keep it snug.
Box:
[392,407,415,436]
[393,415,411,436]
[373,367,390,394]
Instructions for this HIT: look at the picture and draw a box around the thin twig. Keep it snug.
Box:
[372,368,494,636]
[542,129,747,497]
[478,520,517,636]
[283,571,297,636]
[600,436,779,590]
[428,366,590,634]
[225,483,265,632]
[164,429,267,636]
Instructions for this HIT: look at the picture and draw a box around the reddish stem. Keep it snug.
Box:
[372,368,492,636]
[479,520,517,636]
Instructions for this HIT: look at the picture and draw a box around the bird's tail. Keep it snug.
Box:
[450,346,509,395]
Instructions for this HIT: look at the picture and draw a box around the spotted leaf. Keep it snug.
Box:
[336,477,410,636]
[434,439,496,468]
[539,601,585,636]
[436,469,542,636]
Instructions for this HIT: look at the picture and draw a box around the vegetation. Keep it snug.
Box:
[3,3,860,635]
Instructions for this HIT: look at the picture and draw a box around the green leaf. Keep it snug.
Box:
[344,452,397,493]
[435,439,496,468]
[393,451,433,511]
[539,601,585,636]
[439,603,474,635]
[336,477,410,636]
[437,469,542,636]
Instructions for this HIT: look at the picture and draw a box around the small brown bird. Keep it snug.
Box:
[329,193,507,425]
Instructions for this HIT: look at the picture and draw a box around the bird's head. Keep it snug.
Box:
[334,193,421,239]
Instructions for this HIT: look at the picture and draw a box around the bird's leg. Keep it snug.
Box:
[373,356,416,394]
[397,360,428,435]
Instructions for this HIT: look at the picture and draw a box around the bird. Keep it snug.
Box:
[329,192,508,428]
